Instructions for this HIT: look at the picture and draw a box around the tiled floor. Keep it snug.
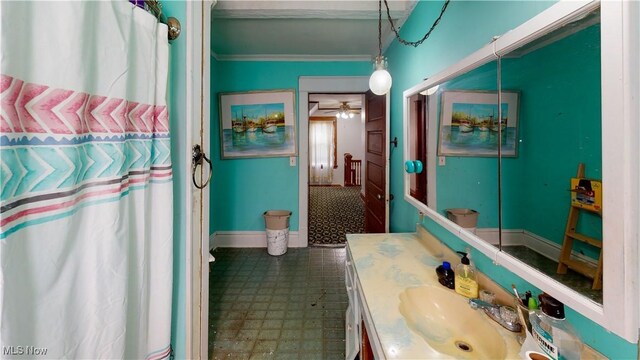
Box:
[502,245,602,303]
[208,247,348,360]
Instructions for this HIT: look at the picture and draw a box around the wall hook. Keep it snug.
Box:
[390,137,398,148]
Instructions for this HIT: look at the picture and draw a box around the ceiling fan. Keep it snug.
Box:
[331,102,360,119]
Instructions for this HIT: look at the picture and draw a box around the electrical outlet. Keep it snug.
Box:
[438,156,446,166]
[289,156,296,167]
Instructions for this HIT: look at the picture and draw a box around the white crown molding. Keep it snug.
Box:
[212,0,416,20]
[213,54,373,62]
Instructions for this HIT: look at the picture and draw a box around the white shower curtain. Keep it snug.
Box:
[1,2,173,359]
[309,121,335,185]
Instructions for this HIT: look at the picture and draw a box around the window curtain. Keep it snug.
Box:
[1,2,173,358]
[309,121,334,185]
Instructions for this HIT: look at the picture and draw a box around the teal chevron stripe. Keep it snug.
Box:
[84,141,111,179]
[30,147,73,193]
[1,140,171,201]
[1,149,23,199]
[14,148,47,196]
[100,143,126,178]
[152,139,171,165]
[129,140,151,169]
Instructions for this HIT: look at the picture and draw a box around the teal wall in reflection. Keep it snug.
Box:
[386,1,634,358]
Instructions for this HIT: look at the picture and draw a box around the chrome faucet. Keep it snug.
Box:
[469,299,522,333]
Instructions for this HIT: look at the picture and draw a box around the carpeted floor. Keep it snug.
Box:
[308,186,364,246]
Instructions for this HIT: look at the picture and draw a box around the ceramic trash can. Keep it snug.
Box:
[445,208,479,234]
[263,210,292,256]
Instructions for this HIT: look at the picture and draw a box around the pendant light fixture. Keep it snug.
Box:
[369,0,392,95]
[369,0,451,96]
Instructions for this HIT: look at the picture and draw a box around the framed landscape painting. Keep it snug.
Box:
[219,89,297,159]
[437,90,520,157]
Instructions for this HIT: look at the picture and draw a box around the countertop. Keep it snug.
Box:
[346,231,523,359]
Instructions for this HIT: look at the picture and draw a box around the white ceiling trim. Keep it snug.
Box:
[212,1,416,20]
[214,54,373,62]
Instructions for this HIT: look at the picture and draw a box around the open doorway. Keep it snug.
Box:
[307,94,366,246]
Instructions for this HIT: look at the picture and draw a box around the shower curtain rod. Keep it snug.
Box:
[138,0,181,41]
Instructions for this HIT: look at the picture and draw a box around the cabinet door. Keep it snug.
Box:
[345,305,359,360]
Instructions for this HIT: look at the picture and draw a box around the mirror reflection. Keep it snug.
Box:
[499,10,602,303]
[408,60,502,239]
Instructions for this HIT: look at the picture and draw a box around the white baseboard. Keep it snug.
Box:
[210,231,304,250]
[475,228,598,267]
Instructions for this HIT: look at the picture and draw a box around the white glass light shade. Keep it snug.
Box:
[369,68,392,95]
[349,113,355,119]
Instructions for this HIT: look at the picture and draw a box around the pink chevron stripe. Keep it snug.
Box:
[140,104,154,132]
[61,92,89,134]
[32,88,74,134]
[84,95,107,133]
[18,83,48,133]
[153,105,168,132]
[0,75,12,93]
[0,115,11,133]
[129,103,151,132]
[1,77,23,133]
[98,98,126,133]
[126,101,139,132]
[1,75,168,136]
[0,75,13,132]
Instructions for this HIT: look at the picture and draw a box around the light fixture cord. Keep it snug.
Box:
[378,0,382,59]
[383,0,450,48]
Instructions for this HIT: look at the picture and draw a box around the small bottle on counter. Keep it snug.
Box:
[435,261,455,289]
[454,251,478,298]
[530,293,583,360]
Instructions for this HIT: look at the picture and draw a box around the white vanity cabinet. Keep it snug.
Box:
[345,247,360,360]
[345,245,381,360]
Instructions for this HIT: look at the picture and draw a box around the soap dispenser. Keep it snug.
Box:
[454,251,478,298]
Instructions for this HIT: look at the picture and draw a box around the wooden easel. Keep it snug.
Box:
[557,163,603,290]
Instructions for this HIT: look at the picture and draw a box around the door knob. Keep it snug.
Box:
[376,194,384,200]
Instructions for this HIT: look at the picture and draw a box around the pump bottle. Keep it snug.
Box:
[454,251,478,298]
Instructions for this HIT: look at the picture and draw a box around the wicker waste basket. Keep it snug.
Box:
[445,208,479,234]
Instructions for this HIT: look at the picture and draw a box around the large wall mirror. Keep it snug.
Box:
[406,59,500,242]
[499,9,602,304]
[403,1,639,342]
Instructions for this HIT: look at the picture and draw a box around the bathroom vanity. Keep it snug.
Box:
[345,228,605,359]
[345,229,523,359]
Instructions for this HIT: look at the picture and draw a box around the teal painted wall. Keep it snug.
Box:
[386,1,636,358]
[210,61,370,233]
[433,61,500,228]
[501,24,602,258]
[164,1,187,358]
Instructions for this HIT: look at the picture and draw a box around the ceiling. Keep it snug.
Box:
[211,0,418,60]
[308,94,362,117]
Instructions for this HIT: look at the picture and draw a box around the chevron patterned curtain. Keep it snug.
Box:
[1,2,173,359]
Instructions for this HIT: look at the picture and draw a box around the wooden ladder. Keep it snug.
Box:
[557,163,603,290]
